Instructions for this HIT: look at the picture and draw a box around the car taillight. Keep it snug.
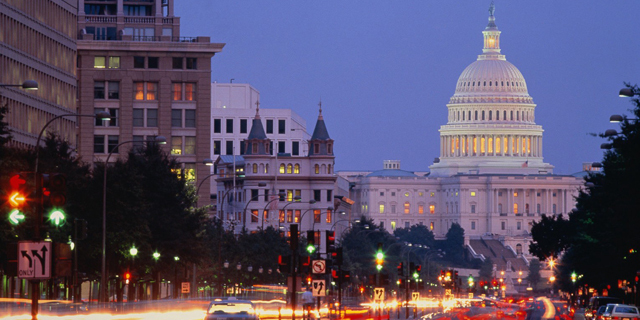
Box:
[612,317,619,320]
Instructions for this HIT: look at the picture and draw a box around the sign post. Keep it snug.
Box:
[312,280,326,296]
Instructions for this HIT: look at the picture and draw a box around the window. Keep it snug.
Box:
[226,119,233,133]
[292,141,299,156]
[391,205,396,214]
[314,190,321,202]
[525,203,530,214]
[240,119,248,134]
[287,210,293,223]
[418,205,424,214]
[134,56,145,68]
[133,109,144,127]
[314,209,321,223]
[429,205,435,214]
[251,210,259,223]
[326,209,332,223]
[94,56,106,68]
[148,57,159,69]
[498,203,503,214]
[173,57,183,69]
[391,192,396,196]
[391,221,396,230]
[266,120,273,134]
[294,164,300,174]
[94,81,105,99]
[185,110,196,128]
[430,222,434,230]
[108,56,120,68]
[279,164,285,174]
[379,204,385,214]
[108,82,119,99]
[517,221,522,230]
[327,190,332,202]
[171,137,182,155]
[295,210,301,223]
[380,192,385,196]
[404,202,410,214]
[94,135,105,153]
[536,204,541,214]
[134,82,157,100]
[471,221,476,230]
[286,164,292,174]
[214,119,221,133]
[172,109,182,127]
[185,137,196,155]
[553,204,557,214]
[185,83,195,101]
[513,203,518,214]
[404,192,410,197]
[147,109,158,127]
[278,119,286,134]
[107,135,119,153]
[213,141,221,155]
[471,204,476,213]
[226,141,233,155]
[516,244,522,255]
[186,57,197,69]
[314,164,319,174]
[470,191,476,197]
[172,83,182,101]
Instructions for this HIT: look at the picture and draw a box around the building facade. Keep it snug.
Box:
[215,104,346,246]
[1,0,77,146]
[76,0,224,206]
[339,8,584,263]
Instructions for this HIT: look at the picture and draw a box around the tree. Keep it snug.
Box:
[479,257,494,281]
[529,214,572,261]
[527,259,541,290]
[394,224,435,248]
[442,223,465,265]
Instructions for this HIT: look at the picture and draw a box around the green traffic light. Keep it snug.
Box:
[49,209,65,226]
[376,252,384,260]
[376,264,383,271]
[307,244,316,254]
[413,272,419,279]
[8,209,25,225]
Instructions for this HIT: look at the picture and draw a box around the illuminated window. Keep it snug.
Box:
[251,210,259,223]
[488,137,493,153]
[108,56,120,68]
[471,191,476,197]
[481,137,485,153]
[287,190,293,202]
[146,82,157,100]
[429,205,435,214]
[94,56,106,68]
[404,202,410,214]
[379,204,385,214]
[314,164,319,174]
[287,210,293,223]
[314,209,321,223]
[185,83,196,101]
[133,82,157,100]
[391,221,396,230]
[326,209,332,223]
[279,210,285,223]
[172,83,182,101]
[513,203,518,214]
[473,137,477,154]
[287,164,292,174]
[496,137,501,153]
[295,210,301,223]
[265,164,269,174]
[184,164,196,182]
[418,205,424,214]
[252,164,257,173]
[279,164,285,174]
[419,192,423,196]
[171,136,182,155]
[430,192,435,197]
[184,137,195,155]
[404,192,410,197]
[294,164,300,174]
[514,192,518,197]
[430,222,434,230]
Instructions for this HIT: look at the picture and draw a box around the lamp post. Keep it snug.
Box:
[100,136,166,303]
[242,191,284,231]
[223,260,230,297]
[236,262,242,297]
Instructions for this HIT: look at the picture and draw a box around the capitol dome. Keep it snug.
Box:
[429,4,554,177]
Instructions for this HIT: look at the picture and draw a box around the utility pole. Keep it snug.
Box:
[291,224,298,320]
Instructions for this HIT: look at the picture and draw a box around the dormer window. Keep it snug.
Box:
[252,143,258,154]
[327,143,333,154]
[314,143,320,154]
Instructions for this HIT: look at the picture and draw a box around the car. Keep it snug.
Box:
[204,299,259,320]
[585,297,622,320]
[603,304,639,320]
[596,306,608,320]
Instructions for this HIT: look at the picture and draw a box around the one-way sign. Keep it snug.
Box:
[18,242,51,279]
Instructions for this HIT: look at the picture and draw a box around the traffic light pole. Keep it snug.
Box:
[31,173,43,320]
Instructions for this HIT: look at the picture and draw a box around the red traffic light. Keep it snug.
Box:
[125,272,131,284]
[8,173,28,208]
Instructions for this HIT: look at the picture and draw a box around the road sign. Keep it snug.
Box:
[312,280,325,296]
[312,260,326,274]
[373,287,385,302]
[412,292,420,301]
[18,241,51,279]
[181,282,190,293]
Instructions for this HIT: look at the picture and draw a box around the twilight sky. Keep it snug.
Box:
[177,1,640,175]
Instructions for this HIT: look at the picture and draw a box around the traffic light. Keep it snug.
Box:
[326,230,336,253]
[278,255,291,273]
[43,173,67,207]
[306,275,312,285]
[125,271,131,284]
[571,272,577,283]
[414,265,422,279]
[300,256,311,273]
[306,230,316,254]
[397,262,404,276]
[7,173,29,225]
[333,247,343,266]
[375,243,384,271]
[49,209,66,227]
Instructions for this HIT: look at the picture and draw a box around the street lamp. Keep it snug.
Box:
[242,190,284,230]
[619,87,638,97]
[100,135,166,303]
[0,80,38,90]
[278,198,313,228]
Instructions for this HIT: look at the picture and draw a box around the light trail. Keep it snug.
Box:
[0,309,207,320]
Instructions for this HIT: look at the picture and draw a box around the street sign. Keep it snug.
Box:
[312,280,325,296]
[373,287,385,302]
[412,292,420,301]
[18,241,51,279]
[312,260,326,274]
[181,282,190,293]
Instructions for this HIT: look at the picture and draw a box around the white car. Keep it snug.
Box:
[603,304,639,320]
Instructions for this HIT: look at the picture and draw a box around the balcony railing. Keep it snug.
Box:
[85,16,116,23]
[84,15,174,25]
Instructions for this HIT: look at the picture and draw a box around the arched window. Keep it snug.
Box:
[404,202,410,214]
[259,163,264,173]
[314,164,319,174]
[328,143,333,154]
[516,244,523,255]
[327,164,332,174]
[496,111,500,120]
[482,110,485,120]
[286,164,292,174]
[264,164,269,174]
[294,164,300,174]
[279,164,285,174]
[475,111,478,120]
[321,164,326,174]
[252,163,257,173]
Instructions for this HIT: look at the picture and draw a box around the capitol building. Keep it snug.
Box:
[339,7,584,268]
